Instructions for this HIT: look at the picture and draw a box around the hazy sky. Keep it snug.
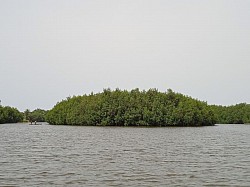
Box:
[0,0,250,111]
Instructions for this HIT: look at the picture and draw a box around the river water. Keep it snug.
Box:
[0,123,249,186]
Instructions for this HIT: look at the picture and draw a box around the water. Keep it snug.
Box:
[0,123,250,186]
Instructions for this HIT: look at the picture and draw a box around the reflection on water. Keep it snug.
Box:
[0,123,250,186]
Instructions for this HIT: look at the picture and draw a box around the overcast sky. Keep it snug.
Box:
[0,0,250,111]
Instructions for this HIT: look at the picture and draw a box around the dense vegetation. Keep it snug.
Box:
[2,89,249,126]
[46,88,216,126]
[211,103,250,124]
[24,109,47,122]
[0,105,23,124]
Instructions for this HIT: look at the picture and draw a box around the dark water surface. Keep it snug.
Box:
[0,123,250,186]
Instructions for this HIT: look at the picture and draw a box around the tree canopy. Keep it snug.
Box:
[211,103,250,124]
[1,89,249,125]
[0,106,23,124]
[24,109,47,122]
[46,88,216,126]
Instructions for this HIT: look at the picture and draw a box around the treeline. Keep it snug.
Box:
[46,88,216,126]
[2,89,249,125]
[0,105,48,124]
[23,109,47,122]
[0,106,23,124]
[211,103,250,124]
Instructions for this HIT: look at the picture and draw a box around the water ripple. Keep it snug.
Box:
[0,123,250,186]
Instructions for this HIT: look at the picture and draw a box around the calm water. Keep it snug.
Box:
[0,123,250,186]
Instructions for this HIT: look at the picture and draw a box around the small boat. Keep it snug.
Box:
[29,121,42,125]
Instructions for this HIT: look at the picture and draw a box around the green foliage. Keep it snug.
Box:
[0,106,23,124]
[46,88,216,126]
[210,103,250,124]
[24,109,47,122]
